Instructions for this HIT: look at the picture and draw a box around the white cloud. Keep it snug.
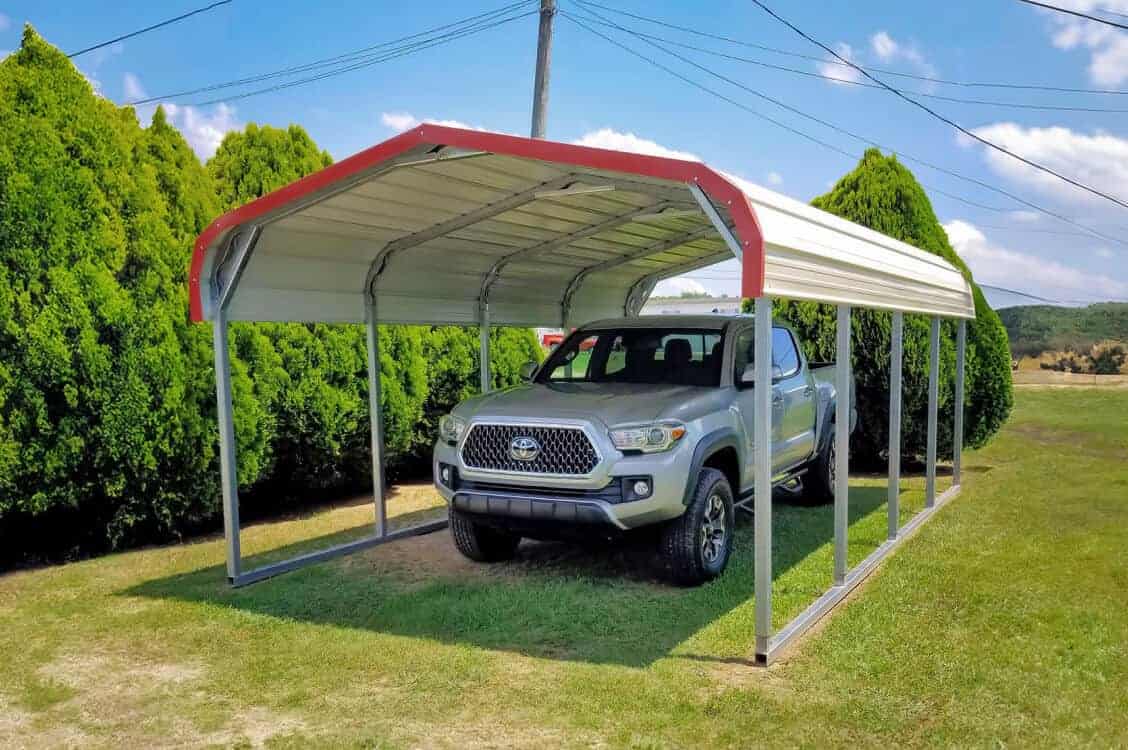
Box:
[967,122,1128,207]
[1096,247,1114,259]
[572,128,700,161]
[767,171,783,186]
[1039,0,1128,85]
[945,219,1127,300]
[124,73,240,159]
[653,277,709,297]
[1007,210,1041,223]
[163,102,239,160]
[379,111,485,132]
[816,42,862,84]
[123,72,145,101]
[869,30,936,77]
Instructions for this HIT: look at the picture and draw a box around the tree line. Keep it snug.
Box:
[0,29,539,564]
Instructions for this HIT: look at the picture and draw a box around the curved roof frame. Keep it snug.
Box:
[190,125,766,326]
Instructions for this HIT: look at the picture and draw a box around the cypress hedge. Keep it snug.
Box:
[0,30,539,563]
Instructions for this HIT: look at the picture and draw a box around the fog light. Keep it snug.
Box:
[633,479,651,497]
[441,466,451,484]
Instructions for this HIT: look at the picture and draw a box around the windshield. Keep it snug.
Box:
[537,327,724,387]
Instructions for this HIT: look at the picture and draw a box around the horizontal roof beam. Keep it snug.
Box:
[478,200,690,307]
[561,223,721,324]
[366,173,577,295]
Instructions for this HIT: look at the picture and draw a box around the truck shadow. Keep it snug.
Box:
[125,485,894,668]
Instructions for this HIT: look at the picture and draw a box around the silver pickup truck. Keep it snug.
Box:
[433,315,855,585]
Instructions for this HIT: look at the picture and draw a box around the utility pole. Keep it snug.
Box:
[530,0,556,138]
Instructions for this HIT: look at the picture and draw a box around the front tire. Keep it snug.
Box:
[661,468,734,585]
[449,508,521,562]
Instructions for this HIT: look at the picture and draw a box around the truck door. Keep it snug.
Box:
[731,325,786,486]
[771,327,817,470]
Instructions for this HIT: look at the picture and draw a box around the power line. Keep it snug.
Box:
[1016,0,1128,30]
[574,18,1128,114]
[748,0,1128,212]
[574,0,1128,95]
[130,1,535,106]
[562,6,1128,248]
[68,0,232,58]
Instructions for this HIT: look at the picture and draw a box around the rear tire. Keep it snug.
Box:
[803,433,835,505]
[661,468,734,586]
[449,508,521,562]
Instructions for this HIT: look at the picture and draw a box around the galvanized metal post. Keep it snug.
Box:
[834,305,851,585]
[212,312,241,581]
[753,296,774,658]
[887,311,903,541]
[953,319,966,486]
[366,300,387,537]
[480,304,491,393]
[926,317,940,507]
[530,0,556,138]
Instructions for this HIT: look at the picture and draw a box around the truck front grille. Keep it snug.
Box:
[460,424,599,476]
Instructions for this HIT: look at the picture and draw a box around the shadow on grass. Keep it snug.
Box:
[126,486,889,668]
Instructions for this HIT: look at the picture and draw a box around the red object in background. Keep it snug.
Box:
[541,332,565,348]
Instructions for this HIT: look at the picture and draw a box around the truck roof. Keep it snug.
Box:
[579,314,747,331]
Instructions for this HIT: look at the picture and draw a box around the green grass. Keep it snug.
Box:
[1,388,1126,747]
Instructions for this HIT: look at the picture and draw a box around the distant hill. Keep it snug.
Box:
[999,303,1128,357]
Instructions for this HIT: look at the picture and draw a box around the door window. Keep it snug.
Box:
[772,328,801,378]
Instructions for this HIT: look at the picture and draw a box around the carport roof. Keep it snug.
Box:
[190,125,975,326]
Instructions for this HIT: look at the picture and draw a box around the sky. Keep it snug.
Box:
[2,0,1127,309]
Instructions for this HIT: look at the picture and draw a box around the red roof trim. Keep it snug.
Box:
[189,124,764,322]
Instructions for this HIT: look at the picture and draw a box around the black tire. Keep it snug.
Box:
[803,432,835,505]
[449,508,521,562]
[661,468,735,586]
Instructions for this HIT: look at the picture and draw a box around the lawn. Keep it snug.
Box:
[1,388,1125,747]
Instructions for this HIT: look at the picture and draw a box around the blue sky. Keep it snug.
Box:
[2,0,1127,309]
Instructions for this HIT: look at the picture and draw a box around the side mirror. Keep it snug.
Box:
[740,363,783,386]
[519,361,538,381]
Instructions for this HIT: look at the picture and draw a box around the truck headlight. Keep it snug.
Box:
[610,422,687,453]
[439,414,467,443]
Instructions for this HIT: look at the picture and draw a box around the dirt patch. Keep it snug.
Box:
[29,650,309,748]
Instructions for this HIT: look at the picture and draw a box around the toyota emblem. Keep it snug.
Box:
[509,436,540,461]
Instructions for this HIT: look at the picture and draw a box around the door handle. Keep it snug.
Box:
[772,394,784,405]
[803,386,814,397]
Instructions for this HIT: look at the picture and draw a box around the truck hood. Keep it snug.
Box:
[454,382,729,427]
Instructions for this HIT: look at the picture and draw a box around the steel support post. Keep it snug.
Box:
[753,296,774,659]
[926,317,940,507]
[212,312,242,581]
[834,305,851,585]
[887,311,904,541]
[366,300,387,537]
[480,304,491,393]
[953,320,967,487]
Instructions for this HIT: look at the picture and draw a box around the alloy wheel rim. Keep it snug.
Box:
[700,493,727,564]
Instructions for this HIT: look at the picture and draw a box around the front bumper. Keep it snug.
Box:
[433,433,693,530]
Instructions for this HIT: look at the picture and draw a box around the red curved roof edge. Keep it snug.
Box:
[188,124,765,322]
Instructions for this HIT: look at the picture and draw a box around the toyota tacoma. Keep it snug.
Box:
[433,315,855,585]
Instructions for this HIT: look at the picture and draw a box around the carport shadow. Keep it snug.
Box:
[125,486,889,668]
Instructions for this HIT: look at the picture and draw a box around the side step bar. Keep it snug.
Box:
[735,468,807,514]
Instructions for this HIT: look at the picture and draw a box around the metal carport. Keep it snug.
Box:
[191,124,974,665]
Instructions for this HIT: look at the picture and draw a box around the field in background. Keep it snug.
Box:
[1,389,1125,747]
[1012,370,1128,387]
